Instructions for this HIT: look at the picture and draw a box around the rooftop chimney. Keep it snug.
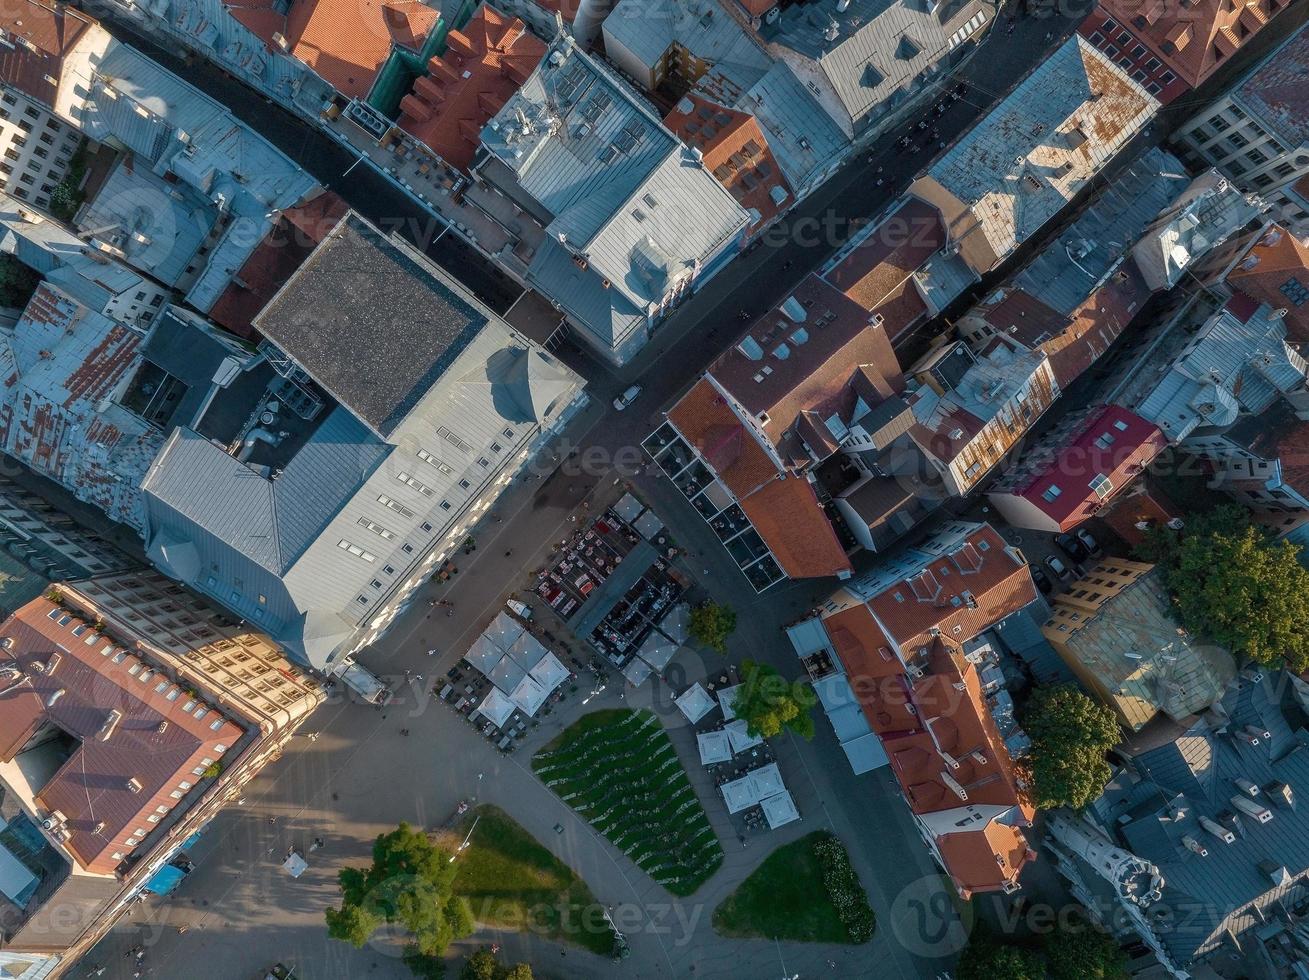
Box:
[1199,816,1236,844]
[1231,795,1273,824]
[45,688,65,708]
[1182,835,1208,857]
[97,709,122,742]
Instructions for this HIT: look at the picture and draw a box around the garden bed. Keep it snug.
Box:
[532,709,722,896]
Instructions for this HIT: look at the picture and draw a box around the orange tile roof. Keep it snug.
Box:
[936,821,1033,897]
[282,0,441,98]
[738,477,851,579]
[666,379,781,499]
[0,0,96,106]
[707,274,902,450]
[864,525,1037,656]
[1100,485,1180,547]
[398,8,544,172]
[0,598,243,874]
[1227,225,1309,343]
[1044,261,1152,386]
[1097,0,1283,89]
[664,94,791,233]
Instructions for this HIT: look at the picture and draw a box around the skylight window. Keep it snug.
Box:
[1042,485,1063,503]
[1089,473,1114,499]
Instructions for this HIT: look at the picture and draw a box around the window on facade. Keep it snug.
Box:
[397,472,435,496]
[376,493,416,518]
[1280,277,1309,307]
[337,539,377,562]
[357,517,395,539]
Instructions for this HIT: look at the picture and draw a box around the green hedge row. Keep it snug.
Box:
[813,833,875,943]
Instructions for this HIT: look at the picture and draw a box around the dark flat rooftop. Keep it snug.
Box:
[252,211,488,438]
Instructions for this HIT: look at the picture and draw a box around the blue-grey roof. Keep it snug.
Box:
[141,213,588,670]
[989,603,1074,686]
[1087,671,1309,965]
[1013,148,1190,315]
[922,36,1157,266]
[603,0,770,88]
[1136,304,1309,442]
[740,61,849,195]
[765,0,990,135]
[481,37,747,337]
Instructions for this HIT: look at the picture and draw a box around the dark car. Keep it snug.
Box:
[1055,533,1088,561]
[1030,565,1053,594]
[1075,528,1103,557]
[1045,555,1072,581]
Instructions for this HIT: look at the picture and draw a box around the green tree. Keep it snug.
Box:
[461,948,532,980]
[1165,515,1309,671]
[689,601,737,654]
[403,945,447,980]
[1045,919,1127,980]
[1023,685,1118,810]
[326,822,464,957]
[732,660,817,739]
[956,928,1044,980]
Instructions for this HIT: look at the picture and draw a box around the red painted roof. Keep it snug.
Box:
[738,477,851,579]
[1004,405,1166,531]
[397,8,544,172]
[0,598,242,875]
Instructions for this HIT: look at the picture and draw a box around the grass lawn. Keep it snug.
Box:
[441,805,616,956]
[532,709,722,896]
[713,832,873,944]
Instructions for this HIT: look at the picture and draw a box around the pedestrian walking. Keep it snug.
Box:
[400,728,410,736]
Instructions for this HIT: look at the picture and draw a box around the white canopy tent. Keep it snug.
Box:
[637,630,678,672]
[621,656,652,686]
[761,790,800,829]
[660,603,691,644]
[675,683,716,723]
[613,492,644,524]
[464,635,505,675]
[724,718,764,755]
[484,611,526,651]
[475,687,516,727]
[717,684,743,720]
[529,651,569,691]
[720,763,786,814]
[509,674,550,715]
[697,729,732,765]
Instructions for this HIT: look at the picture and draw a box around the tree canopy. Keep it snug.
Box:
[955,928,1044,980]
[732,660,817,739]
[1141,506,1309,672]
[1045,920,1128,980]
[461,948,533,980]
[689,602,737,654]
[326,823,474,958]
[1023,685,1118,810]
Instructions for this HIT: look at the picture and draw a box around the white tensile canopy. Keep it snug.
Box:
[720,763,786,814]
[660,603,691,644]
[509,674,550,716]
[761,790,800,828]
[637,630,678,671]
[717,684,743,720]
[675,683,716,723]
[724,718,764,754]
[621,656,653,686]
[528,651,569,691]
[697,729,732,765]
[475,687,516,727]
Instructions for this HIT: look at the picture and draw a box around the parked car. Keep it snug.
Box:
[1030,565,1053,594]
[612,385,642,411]
[1045,555,1071,580]
[1054,533,1088,561]
[1075,528,1102,557]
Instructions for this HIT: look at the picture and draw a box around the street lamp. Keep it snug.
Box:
[448,814,480,863]
[774,937,798,980]
[582,683,606,706]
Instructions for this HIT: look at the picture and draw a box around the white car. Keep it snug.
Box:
[612,385,642,411]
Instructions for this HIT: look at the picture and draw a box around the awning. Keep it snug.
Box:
[0,845,37,907]
[761,790,800,828]
[144,863,188,896]
[697,729,732,765]
[675,683,716,723]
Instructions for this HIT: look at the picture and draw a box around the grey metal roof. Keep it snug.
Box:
[481,37,747,336]
[1136,304,1309,442]
[1013,148,1191,315]
[603,0,770,86]
[1088,671,1309,965]
[925,36,1157,264]
[989,603,1074,686]
[1131,170,1266,292]
[254,212,488,439]
[141,212,588,670]
[525,236,646,351]
[737,61,849,194]
[766,0,988,134]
